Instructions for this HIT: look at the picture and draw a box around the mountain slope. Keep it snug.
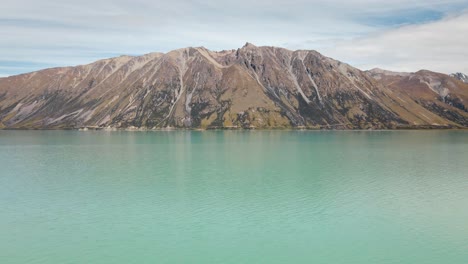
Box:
[367,69,468,127]
[0,43,467,129]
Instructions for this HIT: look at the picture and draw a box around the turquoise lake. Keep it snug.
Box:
[0,130,467,263]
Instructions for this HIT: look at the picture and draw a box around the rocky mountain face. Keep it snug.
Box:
[450,72,468,83]
[0,43,467,129]
[367,69,468,127]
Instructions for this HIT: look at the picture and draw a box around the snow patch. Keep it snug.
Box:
[161,50,189,125]
[286,55,311,104]
[297,53,322,104]
[185,72,200,116]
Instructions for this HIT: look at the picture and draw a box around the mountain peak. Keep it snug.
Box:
[367,68,411,78]
[242,42,257,49]
[450,72,468,83]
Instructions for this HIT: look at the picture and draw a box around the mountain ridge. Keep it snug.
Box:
[0,43,467,130]
[450,72,468,83]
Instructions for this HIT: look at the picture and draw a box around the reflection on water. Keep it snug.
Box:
[0,130,467,263]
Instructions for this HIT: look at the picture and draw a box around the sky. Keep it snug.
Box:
[1,0,467,77]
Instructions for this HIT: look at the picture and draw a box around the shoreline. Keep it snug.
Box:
[1,126,466,132]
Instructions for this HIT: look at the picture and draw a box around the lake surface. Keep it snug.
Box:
[0,130,467,263]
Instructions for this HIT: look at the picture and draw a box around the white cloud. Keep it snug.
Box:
[321,11,468,74]
[0,0,467,75]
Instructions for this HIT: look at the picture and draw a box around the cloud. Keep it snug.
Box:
[0,0,467,75]
[321,11,468,74]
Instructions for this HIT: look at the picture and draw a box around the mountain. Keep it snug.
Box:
[367,69,467,127]
[450,72,468,83]
[0,43,467,130]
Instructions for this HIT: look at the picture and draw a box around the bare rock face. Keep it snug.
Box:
[450,73,468,84]
[0,44,467,129]
[367,69,468,127]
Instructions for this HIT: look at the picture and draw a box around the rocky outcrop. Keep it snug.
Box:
[450,72,468,83]
[0,44,467,129]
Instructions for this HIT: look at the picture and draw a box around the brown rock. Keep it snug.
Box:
[0,44,466,129]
